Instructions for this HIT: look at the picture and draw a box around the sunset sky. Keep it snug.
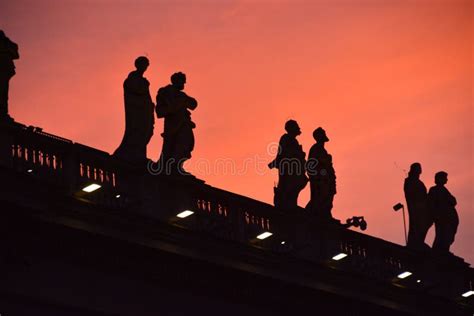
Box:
[2,0,472,263]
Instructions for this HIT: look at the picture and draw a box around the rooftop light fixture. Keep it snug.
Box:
[397,271,412,279]
[176,210,194,218]
[332,253,348,261]
[82,183,101,193]
[462,290,474,298]
[256,232,272,240]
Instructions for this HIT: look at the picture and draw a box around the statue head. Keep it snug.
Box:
[285,120,301,137]
[171,72,186,90]
[134,56,149,73]
[435,171,448,186]
[313,127,329,143]
[408,162,422,177]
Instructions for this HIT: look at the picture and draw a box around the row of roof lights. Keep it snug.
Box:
[175,210,275,241]
[68,185,474,297]
[330,255,474,296]
[176,212,474,299]
[181,211,474,299]
[20,165,474,296]
[331,254,416,281]
[41,185,474,300]
[68,202,473,300]
[65,198,474,300]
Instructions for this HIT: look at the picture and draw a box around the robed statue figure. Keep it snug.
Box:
[113,56,155,165]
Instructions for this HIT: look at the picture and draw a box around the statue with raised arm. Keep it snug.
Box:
[0,30,19,122]
[404,162,432,250]
[113,56,155,165]
[305,127,337,221]
[156,72,197,175]
[268,120,308,210]
[428,171,459,254]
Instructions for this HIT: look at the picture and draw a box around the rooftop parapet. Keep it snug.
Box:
[0,120,472,312]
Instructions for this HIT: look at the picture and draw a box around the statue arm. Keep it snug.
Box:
[187,96,198,110]
[179,91,198,110]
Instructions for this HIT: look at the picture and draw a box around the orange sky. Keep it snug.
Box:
[2,0,472,263]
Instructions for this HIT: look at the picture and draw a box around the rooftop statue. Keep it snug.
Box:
[0,30,19,122]
[305,127,337,222]
[404,162,432,250]
[428,171,459,254]
[268,120,308,210]
[113,56,155,165]
[155,72,197,175]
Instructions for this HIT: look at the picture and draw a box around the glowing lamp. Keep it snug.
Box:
[332,253,348,261]
[462,290,474,298]
[256,232,272,240]
[397,271,412,279]
[82,183,101,193]
[177,210,194,218]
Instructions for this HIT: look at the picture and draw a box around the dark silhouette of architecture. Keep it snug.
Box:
[428,171,459,254]
[113,56,154,165]
[305,127,337,221]
[404,162,432,250]
[268,120,308,210]
[0,39,470,313]
[156,72,197,175]
[0,122,473,315]
[0,30,19,122]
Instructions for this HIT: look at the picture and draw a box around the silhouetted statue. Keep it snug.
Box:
[404,162,432,250]
[268,120,308,210]
[428,171,459,254]
[156,72,197,175]
[0,30,19,122]
[113,56,155,165]
[305,127,337,221]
